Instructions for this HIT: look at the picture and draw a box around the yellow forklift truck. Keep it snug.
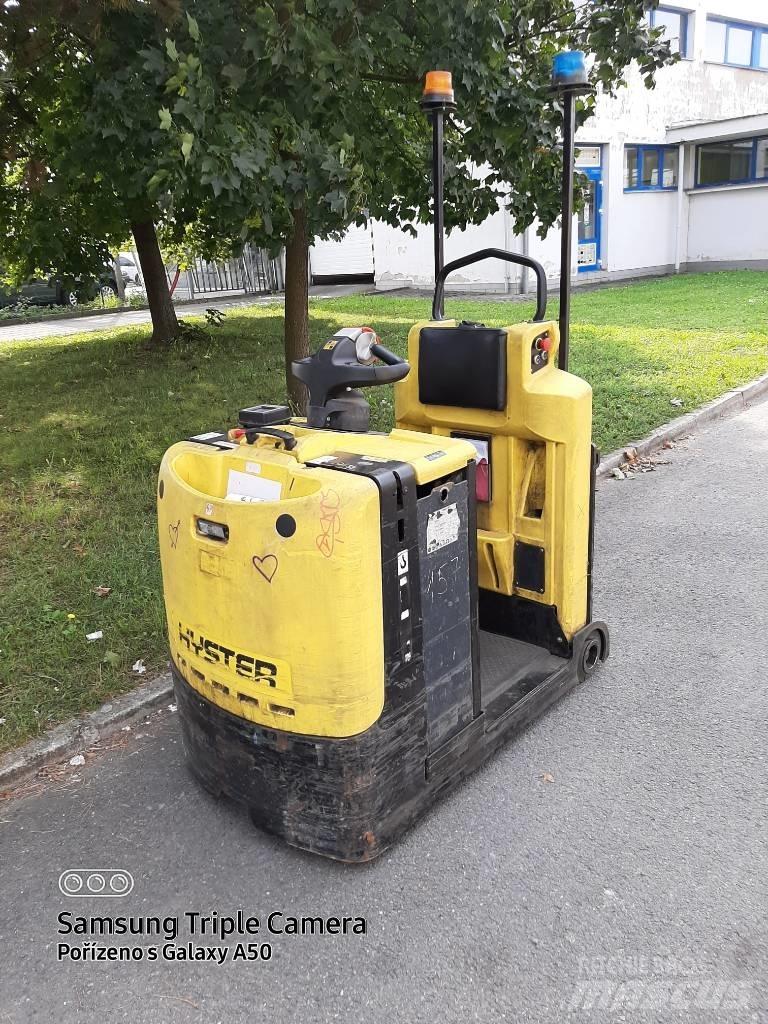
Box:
[158,55,609,861]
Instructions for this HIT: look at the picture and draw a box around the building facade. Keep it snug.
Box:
[310,0,768,291]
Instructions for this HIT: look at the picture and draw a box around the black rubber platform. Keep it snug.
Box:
[173,617,608,862]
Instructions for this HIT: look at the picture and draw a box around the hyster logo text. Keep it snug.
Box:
[177,624,279,684]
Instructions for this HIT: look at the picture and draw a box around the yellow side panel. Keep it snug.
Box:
[158,442,384,737]
[395,318,592,639]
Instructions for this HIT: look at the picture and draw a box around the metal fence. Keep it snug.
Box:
[177,245,284,298]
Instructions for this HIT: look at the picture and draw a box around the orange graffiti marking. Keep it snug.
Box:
[316,489,343,558]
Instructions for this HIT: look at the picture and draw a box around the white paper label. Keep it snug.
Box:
[397,550,409,576]
[575,145,601,168]
[463,437,489,463]
[225,469,281,503]
[426,503,460,554]
[191,431,221,440]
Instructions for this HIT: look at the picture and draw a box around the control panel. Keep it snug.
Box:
[530,330,553,373]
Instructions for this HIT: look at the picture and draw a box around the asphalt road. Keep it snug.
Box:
[0,284,369,344]
[1,401,766,1024]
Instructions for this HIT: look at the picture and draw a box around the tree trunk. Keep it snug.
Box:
[283,203,310,412]
[131,218,179,344]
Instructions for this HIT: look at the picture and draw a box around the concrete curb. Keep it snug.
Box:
[3,371,767,788]
[596,372,768,478]
[0,673,173,790]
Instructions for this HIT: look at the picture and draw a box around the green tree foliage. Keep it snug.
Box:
[0,1,674,382]
[0,0,187,340]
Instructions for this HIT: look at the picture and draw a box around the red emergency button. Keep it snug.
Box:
[537,334,552,352]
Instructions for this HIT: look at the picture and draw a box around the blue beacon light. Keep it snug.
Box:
[552,50,589,88]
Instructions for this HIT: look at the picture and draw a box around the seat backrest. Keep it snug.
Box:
[417,325,507,411]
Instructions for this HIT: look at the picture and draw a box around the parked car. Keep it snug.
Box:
[118,253,141,285]
[0,268,122,308]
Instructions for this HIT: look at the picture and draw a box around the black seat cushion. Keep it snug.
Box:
[418,326,507,411]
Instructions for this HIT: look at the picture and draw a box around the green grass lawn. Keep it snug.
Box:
[1,270,766,753]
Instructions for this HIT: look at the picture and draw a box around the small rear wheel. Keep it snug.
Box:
[578,628,606,682]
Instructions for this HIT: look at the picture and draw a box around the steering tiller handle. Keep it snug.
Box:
[432,248,548,322]
[369,342,403,366]
[291,328,410,432]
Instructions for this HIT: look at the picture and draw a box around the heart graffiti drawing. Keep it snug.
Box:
[252,554,278,583]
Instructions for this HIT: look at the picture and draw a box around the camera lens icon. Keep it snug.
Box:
[59,869,134,898]
[109,872,132,895]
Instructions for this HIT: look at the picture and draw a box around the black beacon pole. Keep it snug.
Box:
[421,71,456,295]
[551,51,590,372]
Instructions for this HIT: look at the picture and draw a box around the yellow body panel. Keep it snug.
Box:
[395,319,592,640]
[158,428,474,737]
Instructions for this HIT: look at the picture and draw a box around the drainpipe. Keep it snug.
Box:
[519,225,530,296]
[503,194,529,295]
[674,142,686,273]
[503,198,514,294]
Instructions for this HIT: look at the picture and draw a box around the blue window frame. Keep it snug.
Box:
[695,136,768,188]
[624,145,679,191]
[705,17,768,70]
[649,7,689,57]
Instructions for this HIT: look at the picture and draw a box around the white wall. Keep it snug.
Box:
[527,219,573,281]
[572,0,768,276]
[372,205,511,290]
[586,0,768,141]
[608,190,679,272]
[310,223,374,278]
[317,0,768,286]
[686,184,768,263]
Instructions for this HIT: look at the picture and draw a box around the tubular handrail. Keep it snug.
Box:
[432,248,548,322]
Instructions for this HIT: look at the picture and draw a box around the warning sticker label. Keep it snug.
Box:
[426,503,460,554]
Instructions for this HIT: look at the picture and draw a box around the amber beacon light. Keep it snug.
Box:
[421,70,456,110]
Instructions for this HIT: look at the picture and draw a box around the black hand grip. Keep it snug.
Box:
[371,362,410,384]
[370,342,405,366]
[432,248,547,322]
[243,426,297,450]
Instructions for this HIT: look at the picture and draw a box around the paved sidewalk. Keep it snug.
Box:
[0,284,369,344]
[1,401,766,1024]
